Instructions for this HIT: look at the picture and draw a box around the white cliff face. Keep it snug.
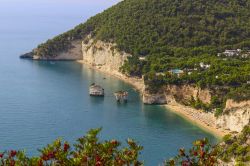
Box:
[216,100,250,132]
[143,85,212,105]
[143,92,167,104]
[81,38,131,73]
[79,37,145,92]
[33,36,249,134]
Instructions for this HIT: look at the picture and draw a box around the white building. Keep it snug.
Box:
[200,62,210,69]
[139,56,146,61]
[223,49,241,57]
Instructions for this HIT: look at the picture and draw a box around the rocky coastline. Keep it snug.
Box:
[78,37,250,138]
[23,36,249,138]
[78,59,230,138]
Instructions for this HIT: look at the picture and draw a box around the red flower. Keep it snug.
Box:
[10,160,15,166]
[10,150,17,157]
[48,151,55,159]
[64,143,70,152]
[182,160,190,166]
[193,151,198,156]
[200,141,205,148]
[111,140,119,146]
[0,153,4,158]
[95,155,101,162]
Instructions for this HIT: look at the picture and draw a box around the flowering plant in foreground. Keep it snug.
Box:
[0,128,220,166]
[0,128,143,166]
[165,138,218,166]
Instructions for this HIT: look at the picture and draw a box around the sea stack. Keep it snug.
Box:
[114,91,128,102]
[89,83,104,96]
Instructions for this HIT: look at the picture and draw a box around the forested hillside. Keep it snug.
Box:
[24,0,250,111]
[32,0,250,57]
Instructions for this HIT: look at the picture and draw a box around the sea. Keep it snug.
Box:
[0,0,217,165]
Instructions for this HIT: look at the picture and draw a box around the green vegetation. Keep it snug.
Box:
[0,128,143,166]
[1,125,249,165]
[189,96,210,112]
[216,125,250,165]
[165,138,218,166]
[32,0,250,58]
[26,0,250,111]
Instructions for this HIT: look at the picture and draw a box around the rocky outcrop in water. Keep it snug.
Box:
[23,35,249,134]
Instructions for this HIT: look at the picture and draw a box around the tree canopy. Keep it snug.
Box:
[27,0,250,111]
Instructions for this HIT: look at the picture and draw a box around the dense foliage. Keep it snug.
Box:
[1,126,249,165]
[28,0,250,111]
[139,55,250,113]
[33,0,250,58]
[0,128,143,166]
[216,125,250,165]
[165,138,218,166]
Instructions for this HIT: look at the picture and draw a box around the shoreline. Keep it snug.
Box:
[77,60,145,92]
[164,103,228,138]
[77,60,228,138]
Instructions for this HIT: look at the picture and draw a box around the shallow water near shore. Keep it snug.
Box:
[0,0,217,165]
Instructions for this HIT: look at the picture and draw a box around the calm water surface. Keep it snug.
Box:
[0,0,217,165]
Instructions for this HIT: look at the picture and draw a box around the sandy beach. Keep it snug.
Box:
[78,60,229,138]
[164,103,229,138]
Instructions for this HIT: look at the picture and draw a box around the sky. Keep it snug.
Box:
[0,0,121,18]
[0,0,121,53]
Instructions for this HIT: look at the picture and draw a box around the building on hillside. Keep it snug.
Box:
[169,69,184,77]
[200,62,210,69]
[139,56,146,61]
[223,49,241,57]
[242,53,250,58]
[156,72,166,76]
[219,49,250,58]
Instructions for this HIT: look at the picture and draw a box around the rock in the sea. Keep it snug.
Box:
[89,84,104,96]
[114,91,128,102]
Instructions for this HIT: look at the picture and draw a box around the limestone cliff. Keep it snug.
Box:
[81,37,131,73]
[216,100,250,132]
[143,85,211,105]
[23,36,249,134]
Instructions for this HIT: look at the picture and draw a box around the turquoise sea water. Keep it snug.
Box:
[0,0,217,165]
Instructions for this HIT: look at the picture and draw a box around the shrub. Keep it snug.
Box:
[0,128,143,166]
[165,138,218,166]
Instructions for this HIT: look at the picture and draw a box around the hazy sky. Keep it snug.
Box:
[0,0,121,18]
[0,0,121,52]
